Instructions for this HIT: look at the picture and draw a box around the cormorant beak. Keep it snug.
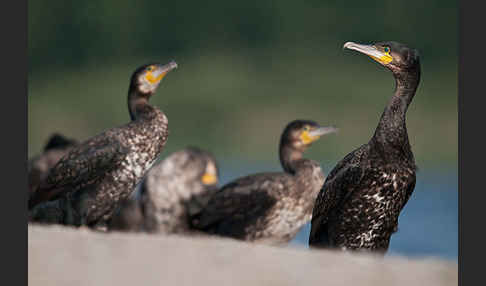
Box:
[343,42,393,65]
[301,126,338,144]
[155,61,178,79]
[201,173,218,185]
[308,126,339,137]
[146,61,178,84]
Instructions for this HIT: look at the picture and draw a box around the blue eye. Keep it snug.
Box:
[384,46,390,53]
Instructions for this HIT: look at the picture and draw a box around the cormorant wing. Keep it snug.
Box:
[401,177,416,211]
[185,186,218,218]
[309,150,365,245]
[28,140,130,209]
[190,175,279,233]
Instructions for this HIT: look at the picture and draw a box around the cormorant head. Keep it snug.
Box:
[172,146,219,187]
[343,41,420,73]
[190,148,219,187]
[130,61,178,95]
[182,146,219,186]
[201,159,218,186]
[282,120,338,151]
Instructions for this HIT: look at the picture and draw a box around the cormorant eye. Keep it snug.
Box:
[384,46,391,53]
[304,126,310,131]
[147,66,154,71]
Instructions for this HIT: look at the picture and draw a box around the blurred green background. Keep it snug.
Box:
[28,0,457,170]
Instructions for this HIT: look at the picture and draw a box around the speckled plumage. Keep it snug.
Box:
[28,133,78,200]
[28,62,177,227]
[309,42,420,253]
[191,120,337,245]
[109,147,219,234]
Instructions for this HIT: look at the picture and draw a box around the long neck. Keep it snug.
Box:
[279,142,304,174]
[128,87,153,121]
[371,65,420,154]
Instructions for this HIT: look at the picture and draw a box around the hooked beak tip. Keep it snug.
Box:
[343,42,358,50]
[168,60,178,69]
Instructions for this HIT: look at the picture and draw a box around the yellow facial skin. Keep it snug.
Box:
[145,69,167,84]
[201,173,218,185]
[370,48,393,65]
[300,128,320,145]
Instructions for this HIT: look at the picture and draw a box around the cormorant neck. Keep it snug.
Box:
[128,88,153,121]
[372,65,420,151]
[279,143,304,174]
[392,65,420,111]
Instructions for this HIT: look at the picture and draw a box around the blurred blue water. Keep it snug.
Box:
[219,162,458,261]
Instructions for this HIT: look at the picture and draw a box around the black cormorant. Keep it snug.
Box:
[109,147,219,233]
[309,41,420,252]
[28,133,78,200]
[190,120,338,245]
[28,61,178,227]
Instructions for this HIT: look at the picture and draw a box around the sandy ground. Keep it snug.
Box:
[28,224,457,286]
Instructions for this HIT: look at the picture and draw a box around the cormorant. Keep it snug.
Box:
[28,133,78,200]
[190,120,338,245]
[109,147,219,233]
[106,198,145,232]
[309,41,421,253]
[28,61,178,227]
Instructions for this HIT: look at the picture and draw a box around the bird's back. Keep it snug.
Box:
[191,171,309,242]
